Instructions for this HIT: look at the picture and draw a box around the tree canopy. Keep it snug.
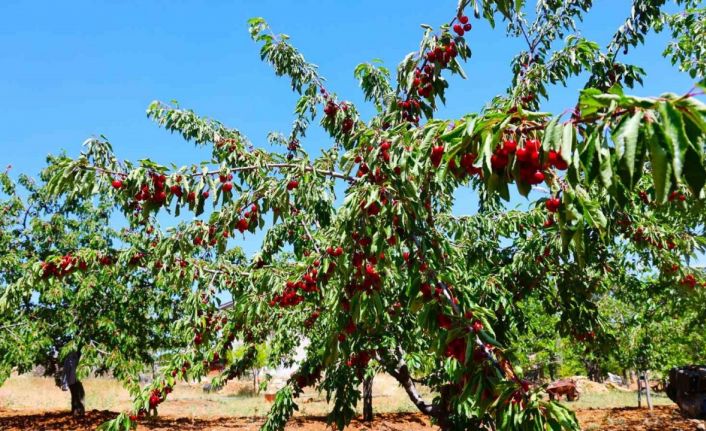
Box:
[2,1,706,430]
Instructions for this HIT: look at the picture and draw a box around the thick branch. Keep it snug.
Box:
[377,348,435,416]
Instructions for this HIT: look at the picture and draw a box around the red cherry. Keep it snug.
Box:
[149,393,161,408]
[431,145,445,168]
[287,180,299,191]
[547,150,559,165]
[111,179,123,189]
[503,140,517,153]
[237,218,249,233]
[437,314,453,330]
[532,171,545,184]
[202,191,210,199]
[222,182,233,193]
[491,154,508,170]
[463,23,472,31]
[525,139,540,152]
[545,197,561,213]
[170,185,182,197]
[342,118,354,133]
[459,15,469,24]
[472,320,483,333]
[453,24,465,36]
[555,158,568,171]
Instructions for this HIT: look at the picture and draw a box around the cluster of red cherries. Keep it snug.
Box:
[270,274,320,308]
[236,204,259,234]
[323,98,354,134]
[40,254,87,278]
[452,15,472,36]
[491,138,568,185]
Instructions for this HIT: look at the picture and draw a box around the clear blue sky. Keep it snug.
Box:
[1,1,700,258]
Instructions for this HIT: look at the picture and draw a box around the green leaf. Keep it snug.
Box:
[612,110,643,189]
[658,101,688,181]
[683,142,706,195]
[648,122,673,203]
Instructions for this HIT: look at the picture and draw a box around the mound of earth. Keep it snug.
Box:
[569,375,609,393]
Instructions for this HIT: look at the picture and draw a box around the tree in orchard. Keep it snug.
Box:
[0,165,185,413]
[503,171,706,383]
[18,0,706,430]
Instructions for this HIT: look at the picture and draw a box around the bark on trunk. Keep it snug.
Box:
[69,381,85,416]
[363,374,374,422]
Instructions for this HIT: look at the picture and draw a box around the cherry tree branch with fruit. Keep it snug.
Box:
[3,1,706,431]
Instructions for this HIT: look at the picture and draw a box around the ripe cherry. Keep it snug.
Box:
[546,197,561,213]
[111,179,123,189]
[170,185,182,197]
[459,15,469,24]
[431,145,445,168]
[472,320,483,333]
[437,314,453,330]
[287,180,299,191]
[453,24,465,36]
[342,118,354,133]
[237,218,249,233]
[222,182,233,193]
[503,139,517,153]
[492,153,509,170]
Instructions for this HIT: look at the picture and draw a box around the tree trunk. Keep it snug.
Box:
[584,359,602,382]
[363,374,374,422]
[644,371,653,410]
[622,369,630,388]
[69,381,85,416]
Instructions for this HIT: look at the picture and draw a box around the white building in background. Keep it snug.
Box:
[219,300,308,390]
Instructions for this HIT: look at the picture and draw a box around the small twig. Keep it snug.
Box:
[83,162,357,183]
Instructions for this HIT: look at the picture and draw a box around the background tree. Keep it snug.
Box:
[3,1,706,430]
[0,164,183,413]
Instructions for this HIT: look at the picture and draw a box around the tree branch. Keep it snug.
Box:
[376,347,435,416]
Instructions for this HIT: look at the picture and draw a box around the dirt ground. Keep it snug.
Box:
[1,406,705,430]
[576,405,705,431]
[1,375,705,430]
[0,410,434,430]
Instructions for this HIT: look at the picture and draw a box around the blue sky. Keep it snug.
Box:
[1,1,701,258]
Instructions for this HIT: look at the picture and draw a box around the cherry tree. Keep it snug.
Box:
[5,1,706,430]
[0,166,186,413]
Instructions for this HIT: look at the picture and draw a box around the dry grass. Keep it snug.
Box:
[0,373,676,421]
[0,374,425,418]
[566,389,674,410]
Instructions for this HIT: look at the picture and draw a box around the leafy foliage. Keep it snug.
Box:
[2,2,706,431]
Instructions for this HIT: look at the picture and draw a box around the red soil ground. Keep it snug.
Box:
[0,405,703,430]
